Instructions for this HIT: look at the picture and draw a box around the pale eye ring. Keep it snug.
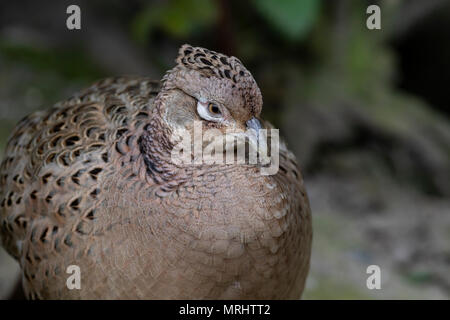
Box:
[197,101,224,122]
[208,103,221,115]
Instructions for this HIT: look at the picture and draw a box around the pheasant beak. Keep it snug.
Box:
[246,117,262,136]
[246,117,262,148]
[245,117,270,165]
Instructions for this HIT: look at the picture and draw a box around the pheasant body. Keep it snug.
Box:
[0,46,312,299]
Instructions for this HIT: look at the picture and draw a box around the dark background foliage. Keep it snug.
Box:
[0,0,449,299]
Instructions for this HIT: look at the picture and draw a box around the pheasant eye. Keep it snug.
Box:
[196,100,224,122]
[208,103,221,115]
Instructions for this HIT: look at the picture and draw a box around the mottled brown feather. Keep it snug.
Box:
[0,46,311,299]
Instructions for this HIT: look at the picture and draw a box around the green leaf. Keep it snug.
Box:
[253,0,320,41]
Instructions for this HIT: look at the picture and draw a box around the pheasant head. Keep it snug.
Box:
[154,44,265,164]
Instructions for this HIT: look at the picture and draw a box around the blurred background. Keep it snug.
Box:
[0,0,449,299]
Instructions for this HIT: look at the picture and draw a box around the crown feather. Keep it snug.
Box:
[176,44,251,83]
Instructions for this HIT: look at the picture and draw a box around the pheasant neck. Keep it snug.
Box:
[138,92,186,186]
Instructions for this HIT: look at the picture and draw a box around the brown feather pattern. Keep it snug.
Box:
[0,46,312,299]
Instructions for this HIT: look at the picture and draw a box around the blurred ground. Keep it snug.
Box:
[304,176,450,299]
[1,0,449,299]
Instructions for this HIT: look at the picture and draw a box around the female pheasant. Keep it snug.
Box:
[0,45,312,299]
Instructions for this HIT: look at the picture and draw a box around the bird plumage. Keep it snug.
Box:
[0,45,312,299]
